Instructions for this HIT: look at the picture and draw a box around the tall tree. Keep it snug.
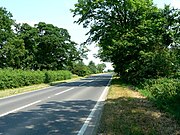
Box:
[0,37,25,69]
[35,22,80,70]
[15,23,39,69]
[97,63,106,73]
[72,0,180,83]
[0,7,15,68]
[0,7,14,46]
[88,61,97,74]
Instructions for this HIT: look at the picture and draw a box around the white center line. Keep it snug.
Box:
[0,87,75,117]
[0,100,42,117]
[54,87,74,96]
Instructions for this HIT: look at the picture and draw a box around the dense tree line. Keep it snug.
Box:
[72,60,106,76]
[72,0,179,84]
[0,7,81,70]
[0,6,107,77]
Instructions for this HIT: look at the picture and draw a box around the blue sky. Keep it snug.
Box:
[0,0,179,69]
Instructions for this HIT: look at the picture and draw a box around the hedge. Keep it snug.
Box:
[142,78,180,106]
[0,69,72,90]
[44,70,72,83]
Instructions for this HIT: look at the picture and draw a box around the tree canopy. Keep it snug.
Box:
[72,0,180,84]
[0,7,82,71]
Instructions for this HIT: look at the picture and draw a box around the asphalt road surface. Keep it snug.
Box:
[0,73,112,135]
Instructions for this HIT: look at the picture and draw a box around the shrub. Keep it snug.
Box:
[72,65,90,77]
[0,69,45,89]
[143,78,179,106]
[44,70,72,83]
[0,69,72,90]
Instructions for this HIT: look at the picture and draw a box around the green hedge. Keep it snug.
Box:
[142,78,180,106]
[44,70,72,83]
[0,69,72,90]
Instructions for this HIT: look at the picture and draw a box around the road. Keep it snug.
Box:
[0,73,112,135]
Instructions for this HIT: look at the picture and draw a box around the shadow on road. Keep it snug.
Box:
[0,100,100,135]
[55,75,111,87]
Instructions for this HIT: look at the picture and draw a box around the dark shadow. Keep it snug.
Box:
[0,100,101,135]
[53,75,112,87]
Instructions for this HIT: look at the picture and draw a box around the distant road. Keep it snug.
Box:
[0,73,112,135]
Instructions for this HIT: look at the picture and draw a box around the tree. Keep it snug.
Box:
[15,23,39,69]
[0,7,14,46]
[72,0,180,84]
[0,7,82,71]
[71,61,91,76]
[97,63,106,73]
[35,22,81,70]
[88,61,97,74]
[0,7,15,68]
[0,37,25,69]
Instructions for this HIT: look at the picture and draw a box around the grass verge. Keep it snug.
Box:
[0,75,81,99]
[98,77,180,135]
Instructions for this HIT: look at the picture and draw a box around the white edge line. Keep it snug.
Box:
[0,100,41,117]
[79,82,87,86]
[77,76,112,135]
[55,87,74,96]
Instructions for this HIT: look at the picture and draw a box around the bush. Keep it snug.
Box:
[142,78,180,106]
[44,70,72,83]
[0,69,46,89]
[0,69,72,90]
[72,65,90,77]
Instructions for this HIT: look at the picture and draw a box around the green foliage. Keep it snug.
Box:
[97,63,106,73]
[123,49,178,84]
[72,0,180,84]
[0,69,45,89]
[44,70,72,83]
[142,78,179,104]
[0,37,26,69]
[72,0,180,121]
[139,78,180,120]
[88,61,97,74]
[71,61,91,76]
[0,7,14,45]
[0,7,82,70]
[34,22,81,70]
[0,69,72,90]
[71,61,106,76]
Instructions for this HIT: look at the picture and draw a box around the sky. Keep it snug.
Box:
[0,0,179,70]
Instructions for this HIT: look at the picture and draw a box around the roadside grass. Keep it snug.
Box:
[98,77,180,135]
[0,75,81,99]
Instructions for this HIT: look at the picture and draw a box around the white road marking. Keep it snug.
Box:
[54,87,74,96]
[77,76,112,135]
[0,87,75,117]
[78,80,94,86]
[0,100,42,117]
[79,82,88,86]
